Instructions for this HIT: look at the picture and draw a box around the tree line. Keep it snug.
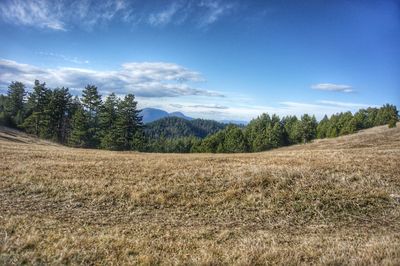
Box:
[0,81,143,150]
[0,80,398,153]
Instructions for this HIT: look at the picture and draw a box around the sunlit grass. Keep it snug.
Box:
[1,124,399,264]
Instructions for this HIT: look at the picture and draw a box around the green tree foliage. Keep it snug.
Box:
[199,130,225,153]
[266,122,285,148]
[5,81,26,126]
[81,85,102,147]
[337,111,355,136]
[113,94,143,150]
[145,117,225,139]
[222,125,248,153]
[0,95,11,125]
[316,115,329,139]
[375,104,398,127]
[68,104,89,147]
[283,115,302,144]
[299,114,317,143]
[98,93,120,149]
[46,87,72,142]
[22,80,52,137]
[1,81,398,153]
[146,136,201,153]
[245,113,272,152]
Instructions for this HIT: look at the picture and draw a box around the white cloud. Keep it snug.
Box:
[311,83,354,93]
[0,0,65,31]
[37,52,89,64]
[0,59,223,98]
[317,100,376,108]
[198,0,235,26]
[148,3,181,26]
[188,104,228,109]
[0,0,237,31]
[279,101,377,119]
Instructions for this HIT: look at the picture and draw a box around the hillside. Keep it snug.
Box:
[1,125,400,264]
[140,108,194,123]
[144,116,226,139]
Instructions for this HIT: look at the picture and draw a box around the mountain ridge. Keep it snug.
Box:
[140,107,247,125]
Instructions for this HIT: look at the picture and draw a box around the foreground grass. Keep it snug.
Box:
[0,125,400,265]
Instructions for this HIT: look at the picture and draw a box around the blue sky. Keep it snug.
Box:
[0,0,399,121]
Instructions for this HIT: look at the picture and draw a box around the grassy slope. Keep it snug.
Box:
[0,124,399,265]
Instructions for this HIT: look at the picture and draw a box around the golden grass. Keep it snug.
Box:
[1,124,400,265]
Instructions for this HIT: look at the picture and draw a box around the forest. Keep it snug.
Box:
[0,80,398,153]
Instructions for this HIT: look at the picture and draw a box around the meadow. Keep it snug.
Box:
[1,124,399,265]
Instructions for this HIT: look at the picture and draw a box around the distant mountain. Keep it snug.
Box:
[169,112,194,121]
[140,108,169,123]
[140,108,194,123]
[144,117,226,139]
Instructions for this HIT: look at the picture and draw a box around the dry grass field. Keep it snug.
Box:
[1,124,400,265]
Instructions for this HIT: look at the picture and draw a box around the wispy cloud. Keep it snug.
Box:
[0,0,238,31]
[317,100,377,108]
[0,59,223,98]
[148,3,181,26]
[168,103,228,109]
[189,104,228,109]
[38,52,89,64]
[0,0,65,31]
[311,83,354,93]
[197,0,235,27]
[279,101,376,118]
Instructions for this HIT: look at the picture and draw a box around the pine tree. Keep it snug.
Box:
[316,115,329,139]
[375,104,398,127]
[114,94,143,150]
[223,125,248,152]
[68,105,89,147]
[5,81,26,126]
[300,114,317,143]
[99,93,120,150]
[266,122,284,148]
[22,80,51,136]
[46,88,72,142]
[81,85,102,147]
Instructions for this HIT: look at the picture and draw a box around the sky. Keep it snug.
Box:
[0,0,399,121]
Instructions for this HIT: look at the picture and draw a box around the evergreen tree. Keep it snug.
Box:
[114,94,143,150]
[352,109,368,130]
[266,122,285,148]
[68,105,89,147]
[46,87,72,142]
[0,95,13,126]
[365,107,379,128]
[5,81,26,126]
[99,93,120,149]
[375,104,398,127]
[81,85,102,147]
[316,115,329,139]
[22,80,51,136]
[199,130,225,153]
[283,116,301,144]
[223,125,248,152]
[338,112,354,136]
[299,114,317,143]
[245,113,272,152]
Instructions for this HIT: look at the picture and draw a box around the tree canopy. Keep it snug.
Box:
[0,80,398,153]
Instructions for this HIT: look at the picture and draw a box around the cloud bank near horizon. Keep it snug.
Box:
[0,59,223,98]
[0,59,378,121]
